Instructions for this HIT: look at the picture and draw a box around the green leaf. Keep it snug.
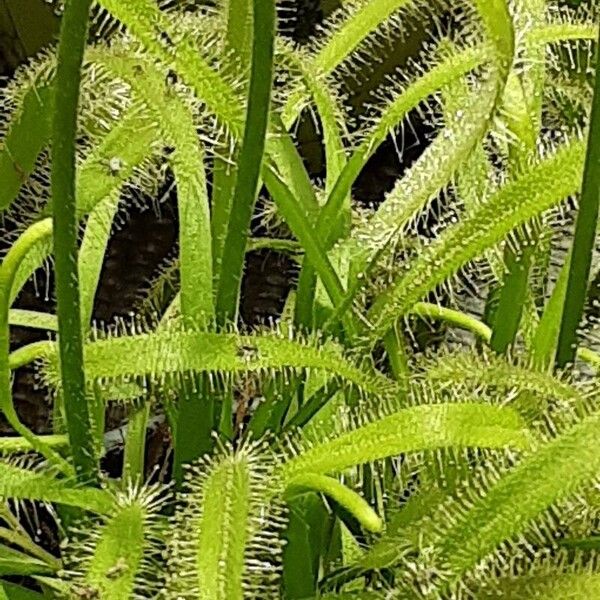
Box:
[368,138,586,341]
[431,411,600,583]
[281,403,530,479]
[423,351,581,409]
[64,491,162,599]
[480,572,600,599]
[286,473,382,533]
[327,77,500,326]
[167,445,284,599]
[8,310,58,332]
[0,461,112,513]
[11,106,160,308]
[42,329,398,400]
[79,193,120,330]
[92,52,214,328]
[556,21,600,366]
[322,44,491,239]
[531,249,572,369]
[51,0,97,482]
[0,84,53,215]
[0,581,45,600]
[97,0,244,135]
[0,546,52,577]
[216,0,275,324]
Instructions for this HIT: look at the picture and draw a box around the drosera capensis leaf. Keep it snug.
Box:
[0,219,70,474]
[42,329,400,400]
[96,0,245,135]
[0,84,53,215]
[166,442,285,599]
[0,460,112,513]
[10,105,161,308]
[8,310,58,332]
[311,0,417,76]
[321,44,492,236]
[301,43,493,329]
[424,411,600,586]
[422,350,583,416]
[91,50,214,329]
[279,44,347,195]
[78,192,120,330]
[63,487,165,599]
[325,76,501,326]
[531,249,572,370]
[464,556,600,600]
[281,403,530,480]
[367,137,587,341]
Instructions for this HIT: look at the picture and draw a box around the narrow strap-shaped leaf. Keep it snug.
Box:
[167,445,284,599]
[122,402,150,484]
[93,52,214,328]
[97,0,244,134]
[65,492,161,599]
[423,351,582,408]
[211,0,251,292]
[432,411,600,582]
[10,107,160,306]
[313,0,414,76]
[530,23,597,45]
[475,571,600,599]
[0,461,112,513]
[216,0,275,325]
[279,45,347,194]
[322,45,491,237]
[79,192,120,329]
[42,329,398,400]
[556,20,600,367]
[0,220,70,473]
[262,167,348,317]
[0,435,68,455]
[8,310,58,332]
[368,138,586,341]
[326,78,500,327]
[0,84,53,215]
[410,302,492,341]
[281,403,529,479]
[409,301,600,372]
[1,580,47,599]
[0,546,53,577]
[488,70,539,353]
[531,249,572,369]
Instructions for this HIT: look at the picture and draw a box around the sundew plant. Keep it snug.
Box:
[1,0,600,597]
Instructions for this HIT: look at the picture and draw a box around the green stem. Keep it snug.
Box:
[51,0,98,482]
[215,0,276,325]
[411,301,600,371]
[286,473,382,533]
[556,21,600,367]
[0,220,70,473]
[0,434,68,455]
[8,340,54,370]
[411,302,492,342]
